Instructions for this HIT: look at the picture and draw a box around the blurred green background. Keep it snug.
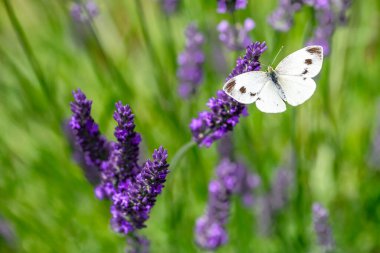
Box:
[1,0,380,252]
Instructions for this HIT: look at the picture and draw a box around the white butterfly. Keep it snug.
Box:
[223,46,324,113]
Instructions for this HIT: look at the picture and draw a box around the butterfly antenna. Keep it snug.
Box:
[270,46,284,66]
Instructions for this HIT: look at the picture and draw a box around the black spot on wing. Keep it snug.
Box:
[306,47,322,58]
[302,69,308,75]
[239,86,247,94]
[225,80,236,93]
[305,59,312,65]
[249,92,257,97]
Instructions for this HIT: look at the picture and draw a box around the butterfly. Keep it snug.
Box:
[223,46,323,113]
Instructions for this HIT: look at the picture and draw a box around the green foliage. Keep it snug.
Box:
[0,0,379,252]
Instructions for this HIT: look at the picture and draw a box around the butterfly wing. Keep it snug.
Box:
[223,71,268,104]
[255,81,286,113]
[275,46,323,78]
[278,75,316,106]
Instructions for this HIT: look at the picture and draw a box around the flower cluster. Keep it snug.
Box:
[190,42,267,147]
[70,90,110,169]
[268,0,351,55]
[195,159,259,250]
[306,0,351,55]
[69,89,170,252]
[312,203,334,250]
[160,0,179,15]
[217,0,247,13]
[268,0,303,32]
[110,147,169,233]
[70,1,99,23]
[177,24,205,98]
[217,18,255,51]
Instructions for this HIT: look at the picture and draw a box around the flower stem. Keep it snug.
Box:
[170,141,196,170]
[3,0,51,104]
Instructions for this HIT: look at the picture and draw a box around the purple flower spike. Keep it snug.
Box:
[268,0,303,32]
[70,89,110,169]
[312,203,334,251]
[177,24,205,98]
[305,0,351,55]
[227,41,267,81]
[126,234,150,253]
[190,91,247,147]
[114,102,142,177]
[70,1,99,22]
[217,0,247,13]
[190,42,266,147]
[217,18,255,51]
[195,158,259,250]
[161,0,179,15]
[110,147,169,233]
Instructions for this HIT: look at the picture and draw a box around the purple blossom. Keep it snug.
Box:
[217,0,247,13]
[177,24,205,98]
[161,0,179,15]
[70,1,99,22]
[217,18,255,51]
[69,90,170,251]
[227,41,267,81]
[110,147,169,233]
[195,159,259,249]
[113,102,142,178]
[70,89,110,170]
[268,0,303,32]
[126,234,150,253]
[306,0,351,55]
[190,42,266,147]
[312,203,334,250]
[369,106,380,168]
[0,216,16,249]
[63,121,101,186]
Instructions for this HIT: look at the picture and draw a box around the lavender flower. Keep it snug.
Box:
[126,234,150,253]
[0,216,16,248]
[64,121,101,186]
[113,102,142,178]
[110,147,169,233]
[217,18,255,51]
[69,90,170,252]
[312,203,334,250]
[195,159,259,249]
[268,0,303,32]
[70,1,99,22]
[177,24,205,98]
[217,0,247,13]
[70,89,110,169]
[227,41,267,81]
[161,0,179,15]
[195,161,231,249]
[190,42,266,147]
[306,0,351,55]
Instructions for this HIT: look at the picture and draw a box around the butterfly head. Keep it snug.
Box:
[267,66,275,73]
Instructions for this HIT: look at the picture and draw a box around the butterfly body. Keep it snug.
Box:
[223,46,324,113]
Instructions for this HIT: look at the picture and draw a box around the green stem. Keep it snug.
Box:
[3,0,51,101]
[170,141,196,170]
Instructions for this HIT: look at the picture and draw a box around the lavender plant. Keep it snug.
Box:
[268,0,351,55]
[217,18,255,51]
[70,1,99,23]
[177,24,205,98]
[190,41,267,147]
[217,0,248,13]
[312,203,335,251]
[69,89,170,252]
